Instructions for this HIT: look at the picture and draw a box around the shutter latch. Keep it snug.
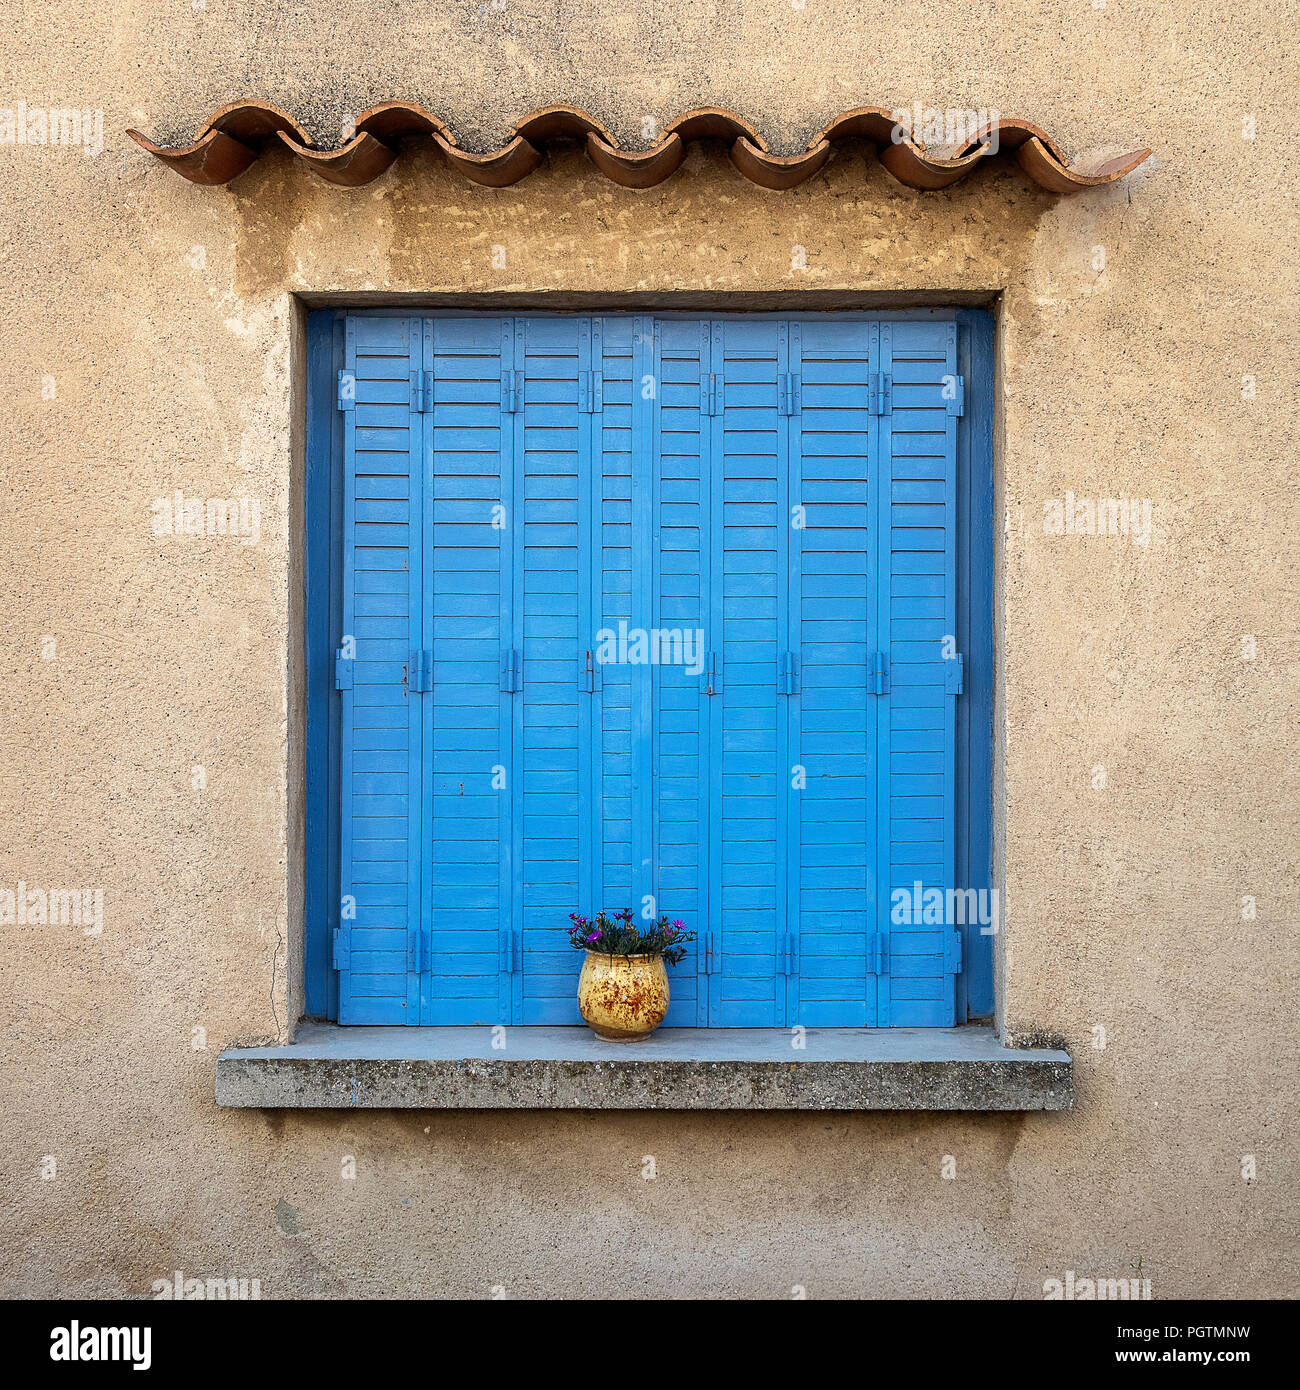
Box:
[699,650,720,696]
[869,373,892,416]
[500,649,521,693]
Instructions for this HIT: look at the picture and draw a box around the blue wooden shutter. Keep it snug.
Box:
[337,315,423,1024]
[517,317,587,1022]
[422,317,513,1023]
[652,319,708,1023]
[708,319,786,1025]
[790,320,878,1025]
[875,320,962,1026]
[591,318,636,939]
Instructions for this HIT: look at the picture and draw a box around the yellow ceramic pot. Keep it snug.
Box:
[577,951,669,1041]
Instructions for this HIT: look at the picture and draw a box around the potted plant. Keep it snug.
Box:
[567,910,696,1042]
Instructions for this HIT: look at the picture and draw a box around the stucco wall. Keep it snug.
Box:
[2,1,1296,1298]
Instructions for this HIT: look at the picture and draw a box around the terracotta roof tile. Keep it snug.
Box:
[127,100,1150,193]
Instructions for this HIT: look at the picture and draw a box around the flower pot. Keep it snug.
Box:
[577,950,669,1041]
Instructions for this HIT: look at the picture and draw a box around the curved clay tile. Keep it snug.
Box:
[731,136,831,190]
[585,131,685,188]
[128,99,1150,194]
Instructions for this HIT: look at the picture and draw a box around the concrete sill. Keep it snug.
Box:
[216,1024,1072,1111]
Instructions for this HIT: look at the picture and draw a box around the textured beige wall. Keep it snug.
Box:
[2,1,1297,1298]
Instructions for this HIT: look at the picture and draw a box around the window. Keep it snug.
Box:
[304,310,993,1027]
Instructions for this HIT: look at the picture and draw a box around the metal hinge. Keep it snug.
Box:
[499,648,520,693]
[702,929,721,975]
[944,930,963,975]
[945,653,965,695]
[869,650,889,695]
[500,926,522,974]
[332,926,348,970]
[700,372,722,416]
[408,649,432,692]
[868,372,892,416]
[779,930,800,975]
[336,370,356,412]
[778,372,802,416]
[867,931,888,976]
[699,650,720,696]
[410,369,433,413]
[944,374,965,417]
[578,370,604,413]
[501,369,524,413]
[334,650,354,690]
[778,651,799,695]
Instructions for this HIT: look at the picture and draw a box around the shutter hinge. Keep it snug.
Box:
[500,648,521,693]
[336,370,356,412]
[869,650,889,695]
[409,649,432,692]
[332,926,348,971]
[702,929,721,975]
[700,650,720,696]
[778,651,799,695]
[867,931,888,976]
[778,372,801,416]
[869,372,892,415]
[501,369,524,413]
[700,372,722,416]
[501,926,523,974]
[578,370,604,413]
[945,374,965,417]
[780,930,800,975]
[945,653,965,695]
[334,650,354,690]
[409,369,432,413]
[944,930,963,975]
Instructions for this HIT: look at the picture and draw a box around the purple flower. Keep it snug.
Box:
[672,920,685,929]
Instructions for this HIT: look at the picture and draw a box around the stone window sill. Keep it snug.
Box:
[216,1023,1072,1111]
